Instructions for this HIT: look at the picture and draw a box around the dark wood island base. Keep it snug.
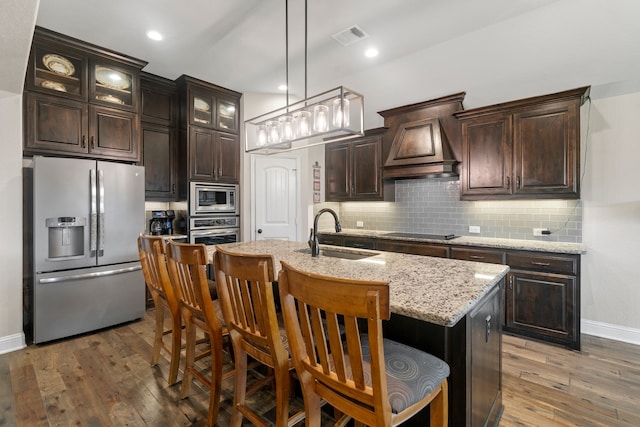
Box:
[382,280,504,427]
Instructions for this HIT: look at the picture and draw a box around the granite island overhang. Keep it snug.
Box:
[208,239,509,327]
[208,239,510,427]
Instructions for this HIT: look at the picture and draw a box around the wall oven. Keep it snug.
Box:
[189,216,239,246]
[190,182,238,216]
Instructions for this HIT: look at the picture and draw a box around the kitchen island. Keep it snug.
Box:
[211,240,510,426]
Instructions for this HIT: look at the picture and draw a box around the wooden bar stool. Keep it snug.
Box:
[213,246,304,427]
[137,234,182,384]
[278,261,450,427]
[165,241,233,427]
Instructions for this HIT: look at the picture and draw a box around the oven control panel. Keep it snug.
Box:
[190,216,238,229]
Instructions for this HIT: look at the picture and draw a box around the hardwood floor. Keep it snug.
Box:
[1,309,639,426]
[500,333,640,426]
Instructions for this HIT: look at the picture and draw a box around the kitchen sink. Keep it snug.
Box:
[296,247,379,260]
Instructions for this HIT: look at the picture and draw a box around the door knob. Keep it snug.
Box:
[257,229,263,234]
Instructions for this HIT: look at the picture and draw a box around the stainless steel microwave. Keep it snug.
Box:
[190,182,238,215]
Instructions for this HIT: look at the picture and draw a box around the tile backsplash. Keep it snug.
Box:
[315,177,582,243]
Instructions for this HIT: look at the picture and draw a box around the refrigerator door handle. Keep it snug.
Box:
[90,169,98,257]
[98,169,105,257]
[38,265,142,284]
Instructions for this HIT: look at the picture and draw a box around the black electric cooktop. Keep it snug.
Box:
[384,232,458,240]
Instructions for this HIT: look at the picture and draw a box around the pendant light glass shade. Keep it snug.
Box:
[246,86,364,154]
[332,97,350,128]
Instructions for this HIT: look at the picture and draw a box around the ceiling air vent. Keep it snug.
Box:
[332,25,369,46]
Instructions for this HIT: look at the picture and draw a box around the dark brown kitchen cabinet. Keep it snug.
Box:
[24,93,87,155]
[317,234,344,246]
[325,128,393,202]
[188,128,239,183]
[468,281,503,427]
[176,75,241,185]
[455,87,590,200]
[505,251,580,350]
[343,236,376,250]
[316,234,376,250]
[375,240,450,258]
[141,73,178,201]
[142,124,177,200]
[451,246,506,264]
[23,27,146,162]
[141,74,177,127]
[25,92,139,161]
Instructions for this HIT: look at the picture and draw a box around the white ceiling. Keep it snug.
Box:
[9,0,640,125]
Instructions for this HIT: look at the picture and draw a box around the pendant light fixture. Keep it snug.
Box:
[245,0,364,154]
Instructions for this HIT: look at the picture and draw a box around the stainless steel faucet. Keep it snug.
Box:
[308,208,342,257]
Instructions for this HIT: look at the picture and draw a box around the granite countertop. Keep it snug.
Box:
[319,228,585,254]
[208,240,509,328]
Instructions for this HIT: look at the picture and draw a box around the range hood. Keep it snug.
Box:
[379,93,465,179]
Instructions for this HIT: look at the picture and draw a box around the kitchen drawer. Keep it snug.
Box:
[343,236,376,250]
[451,247,506,264]
[507,251,578,275]
[317,234,344,246]
[376,240,450,258]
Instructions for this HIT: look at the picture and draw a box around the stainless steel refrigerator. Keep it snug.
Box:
[32,156,146,343]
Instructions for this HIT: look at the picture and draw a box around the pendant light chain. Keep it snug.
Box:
[285,0,289,107]
[304,0,308,100]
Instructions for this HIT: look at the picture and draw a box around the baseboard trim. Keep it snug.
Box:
[0,332,26,355]
[582,319,640,346]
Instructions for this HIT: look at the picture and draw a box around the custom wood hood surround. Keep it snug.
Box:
[380,92,465,179]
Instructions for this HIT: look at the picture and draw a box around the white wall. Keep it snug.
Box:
[0,0,38,354]
[0,94,27,354]
[581,91,640,344]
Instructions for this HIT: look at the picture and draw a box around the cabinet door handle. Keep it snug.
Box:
[90,136,95,149]
[81,135,86,149]
[530,261,551,267]
[517,175,521,189]
[469,255,485,260]
[506,176,511,189]
[218,167,222,177]
[509,276,513,289]
[485,314,492,343]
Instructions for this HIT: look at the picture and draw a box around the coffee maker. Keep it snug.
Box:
[148,209,181,235]
[149,211,166,235]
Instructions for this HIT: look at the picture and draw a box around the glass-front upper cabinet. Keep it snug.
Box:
[178,75,241,134]
[28,43,87,101]
[188,86,239,133]
[26,27,144,113]
[217,96,239,132]
[190,88,216,127]
[89,60,138,112]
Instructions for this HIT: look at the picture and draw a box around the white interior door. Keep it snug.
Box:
[252,155,299,241]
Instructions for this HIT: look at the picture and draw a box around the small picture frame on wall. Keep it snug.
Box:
[313,169,320,180]
[313,191,320,203]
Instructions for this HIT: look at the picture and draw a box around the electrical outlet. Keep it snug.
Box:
[469,225,481,234]
[533,228,549,236]
[356,221,364,228]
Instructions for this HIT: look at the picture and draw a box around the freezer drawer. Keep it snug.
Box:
[33,261,145,343]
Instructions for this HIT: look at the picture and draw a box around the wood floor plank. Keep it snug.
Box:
[9,362,48,426]
[0,354,18,427]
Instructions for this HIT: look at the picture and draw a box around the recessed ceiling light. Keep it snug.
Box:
[365,47,379,58]
[146,30,163,41]
[278,84,287,91]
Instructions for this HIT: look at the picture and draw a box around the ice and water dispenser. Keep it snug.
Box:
[46,216,86,259]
